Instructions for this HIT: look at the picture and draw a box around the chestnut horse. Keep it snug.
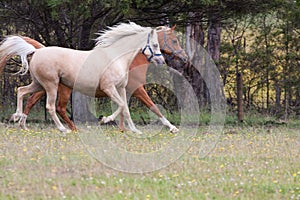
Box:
[1,25,187,133]
[0,22,165,133]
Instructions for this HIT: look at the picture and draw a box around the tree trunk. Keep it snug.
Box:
[206,9,222,110]
[72,91,98,123]
[207,10,221,63]
[185,11,207,108]
[237,72,244,122]
[284,20,290,121]
[262,15,271,112]
[275,82,281,113]
[78,18,94,50]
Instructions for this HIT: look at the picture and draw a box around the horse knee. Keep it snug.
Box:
[56,105,64,113]
[56,106,68,119]
[46,104,56,114]
[17,87,26,98]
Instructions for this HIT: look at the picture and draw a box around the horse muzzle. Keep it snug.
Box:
[176,51,189,63]
[152,55,165,66]
[181,55,189,63]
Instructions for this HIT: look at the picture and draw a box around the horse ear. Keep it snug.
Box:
[171,24,176,31]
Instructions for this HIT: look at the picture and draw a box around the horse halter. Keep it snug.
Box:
[142,33,162,62]
[160,30,184,63]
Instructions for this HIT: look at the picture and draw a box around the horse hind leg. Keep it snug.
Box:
[45,87,71,134]
[56,84,77,131]
[18,90,46,130]
[10,82,43,129]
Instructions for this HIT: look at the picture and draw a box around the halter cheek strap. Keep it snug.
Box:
[142,33,162,61]
[160,31,183,62]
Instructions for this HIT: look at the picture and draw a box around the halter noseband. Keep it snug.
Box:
[142,33,162,61]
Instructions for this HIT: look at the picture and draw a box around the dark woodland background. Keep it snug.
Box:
[1,0,300,123]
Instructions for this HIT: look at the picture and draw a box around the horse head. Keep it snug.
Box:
[156,25,188,65]
[141,29,165,66]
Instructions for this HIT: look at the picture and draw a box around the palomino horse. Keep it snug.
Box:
[1,26,187,133]
[0,22,165,133]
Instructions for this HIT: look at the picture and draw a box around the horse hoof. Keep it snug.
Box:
[170,126,179,133]
[59,127,71,134]
[65,129,71,133]
[20,125,29,131]
[18,114,28,125]
[120,127,128,132]
[10,113,21,122]
[101,116,113,124]
[133,129,143,135]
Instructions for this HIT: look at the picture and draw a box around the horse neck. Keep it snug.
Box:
[129,52,149,71]
[103,31,149,71]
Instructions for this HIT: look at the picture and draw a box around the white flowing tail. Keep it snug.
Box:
[0,36,36,75]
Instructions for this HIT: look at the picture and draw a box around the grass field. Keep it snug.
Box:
[0,121,300,199]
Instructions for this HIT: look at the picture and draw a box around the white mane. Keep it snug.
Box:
[95,22,150,47]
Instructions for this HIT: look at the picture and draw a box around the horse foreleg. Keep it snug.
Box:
[133,86,179,133]
[102,87,124,123]
[103,86,141,134]
[119,87,142,134]
[56,84,77,131]
[119,113,126,132]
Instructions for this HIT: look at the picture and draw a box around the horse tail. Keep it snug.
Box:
[0,36,37,75]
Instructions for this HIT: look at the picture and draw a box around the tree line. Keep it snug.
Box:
[0,0,299,122]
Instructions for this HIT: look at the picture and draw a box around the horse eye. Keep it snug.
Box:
[172,40,177,44]
[153,44,158,48]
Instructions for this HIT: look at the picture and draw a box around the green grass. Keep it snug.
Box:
[1,103,299,128]
[0,121,299,199]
